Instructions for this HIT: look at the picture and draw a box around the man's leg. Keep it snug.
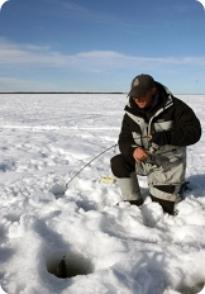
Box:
[147,162,185,215]
[110,154,143,205]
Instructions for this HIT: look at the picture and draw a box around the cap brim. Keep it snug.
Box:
[128,86,148,98]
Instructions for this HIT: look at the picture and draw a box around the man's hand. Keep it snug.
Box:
[133,147,148,162]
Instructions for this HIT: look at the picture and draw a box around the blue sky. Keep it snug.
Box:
[0,0,205,93]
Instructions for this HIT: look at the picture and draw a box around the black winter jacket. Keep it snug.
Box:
[118,82,202,164]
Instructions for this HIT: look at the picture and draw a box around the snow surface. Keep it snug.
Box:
[0,93,205,294]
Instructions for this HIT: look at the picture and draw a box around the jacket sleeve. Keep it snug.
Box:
[118,114,136,164]
[152,100,202,146]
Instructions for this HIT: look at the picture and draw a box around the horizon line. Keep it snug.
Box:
[0,91,204,95]
[0,91,125,94]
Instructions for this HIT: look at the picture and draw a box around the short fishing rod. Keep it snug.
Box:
[65,135,175,189]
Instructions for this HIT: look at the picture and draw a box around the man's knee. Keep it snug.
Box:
[110,154,135,178]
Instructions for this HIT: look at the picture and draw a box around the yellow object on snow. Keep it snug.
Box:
[100,176,116,184]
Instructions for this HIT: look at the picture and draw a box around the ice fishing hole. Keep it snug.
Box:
[177,281,205,294]
[46,251,94,279]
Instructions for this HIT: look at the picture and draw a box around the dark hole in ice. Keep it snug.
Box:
[177,281,205,294]
[46,251,94,279]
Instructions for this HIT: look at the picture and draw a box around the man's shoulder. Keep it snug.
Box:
[171,96,198,119]
[172,96,190,109]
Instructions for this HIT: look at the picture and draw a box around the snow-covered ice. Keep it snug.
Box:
[0,93,205,294]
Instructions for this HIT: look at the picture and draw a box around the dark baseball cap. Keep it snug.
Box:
[128,74,155,98]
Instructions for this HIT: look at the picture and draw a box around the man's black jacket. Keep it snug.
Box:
[118,82,202,163]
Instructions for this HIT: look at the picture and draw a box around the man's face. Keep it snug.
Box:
[133,87,156,109]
